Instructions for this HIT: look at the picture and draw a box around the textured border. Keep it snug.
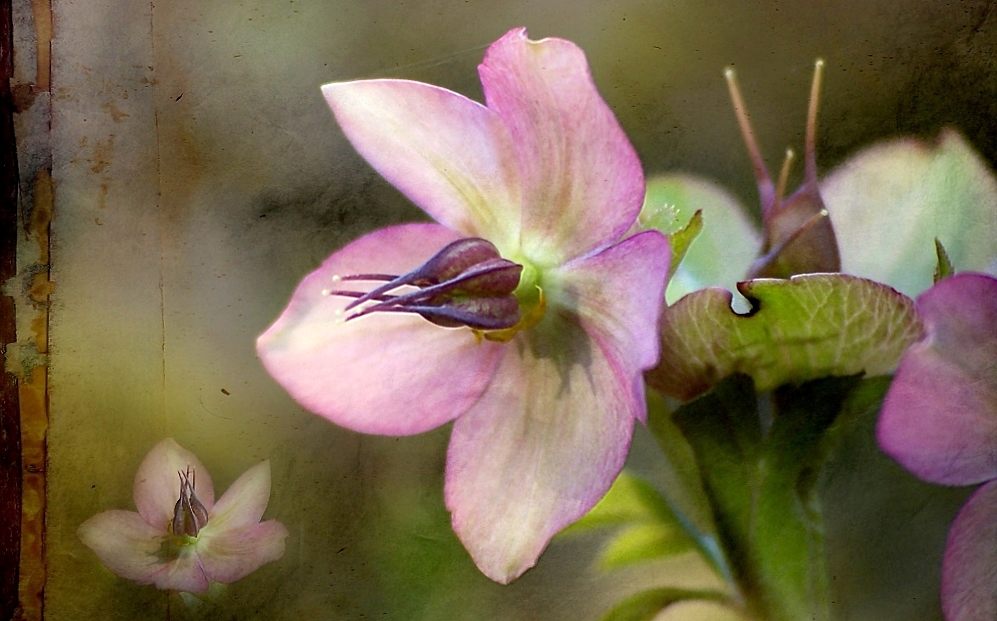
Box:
[0,0,22,617]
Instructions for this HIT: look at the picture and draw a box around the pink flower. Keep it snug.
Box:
[877,273,997,620]
[77,438,288,593]
[256,28,669,583]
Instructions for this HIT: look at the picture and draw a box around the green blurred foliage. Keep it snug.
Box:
[823,130,997,297]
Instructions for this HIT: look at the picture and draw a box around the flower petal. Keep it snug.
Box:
[550,230,670,421]
[479,28,645,264]
[134,438,215,529]
[941,479,997,621]
[197,521,289,584]
[823,129,997,297]
[209,461,272,531]
[877,273,997,484]
[257,223,505,435]
[155,547,210,593]
[322,79,520,251]
[77,510,170,582]
[445,314,639,583]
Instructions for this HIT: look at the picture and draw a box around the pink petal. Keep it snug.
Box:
[550,230,670,421]
[209,461,272,531]
[322,79,521,251]
[877,273,997,485]
[941,479,997,621]
[197,521,289,584]
[77,510,170,583]
[479,28,645,263]
[257,224,505,435]
[154,547,210,593]
[445,314,639,583]
[134,438,215,529]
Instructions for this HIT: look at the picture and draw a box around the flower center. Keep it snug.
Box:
[170,466,209,541]
[323,237,530,332]
[473,259,547,343]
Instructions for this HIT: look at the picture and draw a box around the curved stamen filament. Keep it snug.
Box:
[341,273,428,311]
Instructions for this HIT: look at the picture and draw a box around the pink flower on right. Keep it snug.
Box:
[877,272,997,621]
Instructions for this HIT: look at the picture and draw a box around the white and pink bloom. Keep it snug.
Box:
[877,273,997,621]
[78,438,288,593]
[256,28,669,582]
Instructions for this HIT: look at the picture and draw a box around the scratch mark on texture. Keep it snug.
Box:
[148,1,167,418]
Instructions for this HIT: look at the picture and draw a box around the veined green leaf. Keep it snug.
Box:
[647,274,922,401]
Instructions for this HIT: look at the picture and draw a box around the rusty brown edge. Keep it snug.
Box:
[1,0,22,617]
[3,0,51,618]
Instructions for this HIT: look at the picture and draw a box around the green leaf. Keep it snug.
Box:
[597,587,728,621]
[641,174,762,304]
[647,273,923,401]
[670,374,892,621]
[598,522,695,570]
[644,390,715,535]
[822,129,997,297]
[644,390,733,583]
[564,471,682,532]
[933,238,954,283]
[561,471,701,571]
[667,209,704,283]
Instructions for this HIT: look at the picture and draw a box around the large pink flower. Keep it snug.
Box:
[77,438,288,593]
[877,273,997,620]
[256,28,669,583]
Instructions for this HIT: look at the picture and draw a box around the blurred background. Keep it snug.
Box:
[13,0,996,619]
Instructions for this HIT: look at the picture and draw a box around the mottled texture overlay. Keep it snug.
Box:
[13,0,997,619]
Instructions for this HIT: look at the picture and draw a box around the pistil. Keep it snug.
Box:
[323,238,526,331]
[171,467,209,539]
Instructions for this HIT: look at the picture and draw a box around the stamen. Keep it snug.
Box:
[725,67,775,210]
[775,148,795,207]
[324,290,398,302]
[805,59,825,185]
[337,273,398,283]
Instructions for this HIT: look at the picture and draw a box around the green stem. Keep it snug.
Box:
[666,375,873,621]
